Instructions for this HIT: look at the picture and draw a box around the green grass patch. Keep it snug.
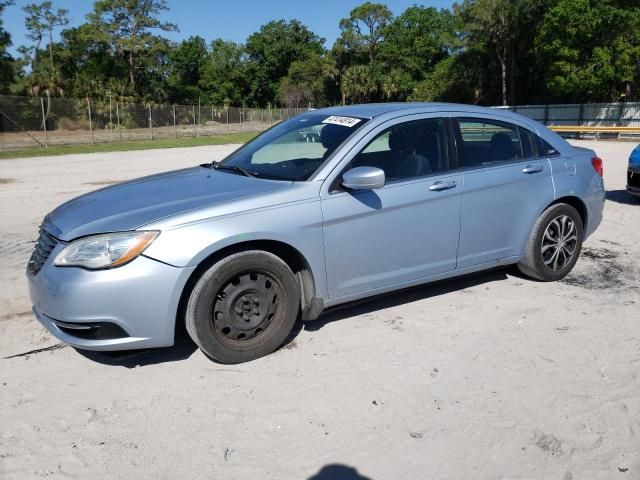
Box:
[0,133,257,160]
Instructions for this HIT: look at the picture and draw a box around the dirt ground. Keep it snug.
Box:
[0,140,639,479]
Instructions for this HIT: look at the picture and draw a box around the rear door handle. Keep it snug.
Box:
[522,165,543,174]
[428,180,457,191]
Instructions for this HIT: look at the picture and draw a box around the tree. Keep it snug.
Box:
[167,36,208,103]
[57,23,130,100]
[3,0,639,107]
[200,39,248,106]
[456,0,536,105]
[536,0,640,101]
[326,43,351,105]
[0,0,15,93]
[336,2,392,65]
[321,55,342,105]
[89,0,177,89]
[378,68,412,101]
[245,20,325,106]
[20,2,68,120]
[279,53,328,107]
[379,6,460,81]
[410,55,480,103]
[341,64,378,103]
[22,1,68,73]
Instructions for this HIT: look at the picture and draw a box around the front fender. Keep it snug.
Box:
[142,199,328,299]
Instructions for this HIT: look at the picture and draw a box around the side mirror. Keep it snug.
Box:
[342,166,385,191]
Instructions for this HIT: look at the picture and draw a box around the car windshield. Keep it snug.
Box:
[214,113,368,181]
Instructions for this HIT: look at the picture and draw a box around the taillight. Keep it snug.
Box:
[591,157,603,177]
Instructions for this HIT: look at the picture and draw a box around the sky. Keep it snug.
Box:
[3,0,455,56]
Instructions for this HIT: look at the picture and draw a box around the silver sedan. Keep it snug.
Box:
[27,103,605,363]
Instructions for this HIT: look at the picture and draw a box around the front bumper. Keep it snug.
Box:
[27,251,195,351]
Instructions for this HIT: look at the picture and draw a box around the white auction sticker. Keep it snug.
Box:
[322,116,362,128]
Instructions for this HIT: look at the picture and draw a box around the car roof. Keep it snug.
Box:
[314,102,448,118]
[312,102,546,130]
[313,102,515,119]
[310,102,573,156]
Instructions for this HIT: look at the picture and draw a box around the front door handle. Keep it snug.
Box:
[429,180,457,191]
[522,165,543,174]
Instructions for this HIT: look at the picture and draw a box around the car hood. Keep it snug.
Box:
[44,166,291,241]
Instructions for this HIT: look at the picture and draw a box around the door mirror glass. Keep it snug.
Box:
[342,166,385,190]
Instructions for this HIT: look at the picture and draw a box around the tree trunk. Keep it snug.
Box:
[33,35,42,72]
[510,41,516,106]
[499,47,508,106]
[129,23,138,88]
[48,29,55,70]
[44,90,51,124]
[128,50,135,87]
[368,24,375,64]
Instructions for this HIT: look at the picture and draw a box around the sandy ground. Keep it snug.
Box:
[0,141,639,479]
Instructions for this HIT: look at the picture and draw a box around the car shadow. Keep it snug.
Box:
[606,189,639,205]
[76,337,198,368]
[304,266,512,333]
[307,464,373,480]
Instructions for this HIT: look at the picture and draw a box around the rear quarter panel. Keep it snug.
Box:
[549,148,605,238]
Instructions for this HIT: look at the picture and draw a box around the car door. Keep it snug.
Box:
[321,116,462,300]
[454,117,555,268]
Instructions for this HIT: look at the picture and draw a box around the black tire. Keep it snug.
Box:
[518,203,584,281]
[186,250,300,363]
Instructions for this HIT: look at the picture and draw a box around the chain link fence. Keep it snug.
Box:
[2,96,640,150]
[0,95,307,150]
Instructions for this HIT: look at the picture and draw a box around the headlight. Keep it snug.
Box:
[54,231,159,270]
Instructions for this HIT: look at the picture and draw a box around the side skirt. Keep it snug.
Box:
[321,255,522,310]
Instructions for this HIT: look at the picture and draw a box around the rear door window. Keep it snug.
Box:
[519,127,539,158]
[456,118,523,168]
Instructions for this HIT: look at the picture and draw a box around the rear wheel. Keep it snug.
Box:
[518,203,584,281]
[186,251,300,363]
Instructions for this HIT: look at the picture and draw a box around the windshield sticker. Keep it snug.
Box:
[322,116,362,128]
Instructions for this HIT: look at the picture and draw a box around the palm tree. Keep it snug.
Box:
[27,64,64,126]
[341,65,377,104]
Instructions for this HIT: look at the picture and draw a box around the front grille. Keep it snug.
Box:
[628,169,640,189]
[28,229,59,275]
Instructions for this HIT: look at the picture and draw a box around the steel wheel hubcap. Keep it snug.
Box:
[541,215,577,271]
[212,272,279,342]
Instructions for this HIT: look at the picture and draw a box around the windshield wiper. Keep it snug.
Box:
[211,161,259,178]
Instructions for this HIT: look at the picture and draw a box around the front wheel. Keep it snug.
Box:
[518,203,584,281]
[186,251,300,363]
